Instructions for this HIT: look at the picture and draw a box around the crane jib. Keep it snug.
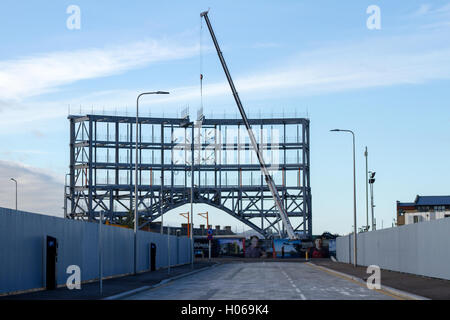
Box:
[200,11,298,240]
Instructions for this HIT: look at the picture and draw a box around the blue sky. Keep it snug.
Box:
[0,1,449,235]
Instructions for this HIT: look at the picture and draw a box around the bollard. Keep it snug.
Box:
[305,250,309,260]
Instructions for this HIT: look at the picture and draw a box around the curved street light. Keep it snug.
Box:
[134,91,170,275]
[330,129,357,267]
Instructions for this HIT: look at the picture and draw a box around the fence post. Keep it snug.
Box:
[168,226,171,274]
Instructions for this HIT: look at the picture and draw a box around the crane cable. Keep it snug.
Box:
[200,16,204,110]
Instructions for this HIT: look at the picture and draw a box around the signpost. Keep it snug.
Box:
[207,228,213,240]
[207,228,213,261]
[179,212,190,237]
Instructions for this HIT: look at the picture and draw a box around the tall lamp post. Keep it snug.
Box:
[10,178,17,212]
[134,91,170,275]
[364,147,369,231]
[330,129,357,267]
[179,117,196,268]
[369,171,376,230]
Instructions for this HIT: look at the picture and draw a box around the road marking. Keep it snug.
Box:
[305,263,408,300]
[108,264,219,300]
[278,264,307,300]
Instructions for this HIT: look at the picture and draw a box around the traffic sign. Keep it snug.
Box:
[207,228,213,240]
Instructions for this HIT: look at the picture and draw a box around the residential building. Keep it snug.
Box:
[397,195,450,225]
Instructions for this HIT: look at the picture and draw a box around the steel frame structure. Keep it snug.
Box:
[66,114,311,239]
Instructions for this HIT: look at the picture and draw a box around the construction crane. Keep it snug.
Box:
[200,10,299,240]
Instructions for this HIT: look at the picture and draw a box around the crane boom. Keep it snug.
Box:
[200,10,298,240]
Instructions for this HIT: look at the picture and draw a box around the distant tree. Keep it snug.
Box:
[114,209,148,229]
[116,209,134,229]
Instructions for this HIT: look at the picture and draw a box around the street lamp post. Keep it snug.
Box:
[190,123,197,269]
[364,147,369,231]
[179,212,190,237]
[186,120,198,269]
[369,171,376,230]
[134,91,169,275]
[10,178,17,212]
[167,225,171,275]
[98,210,104,295]
[160,172,164,235]
[330,129,357,267]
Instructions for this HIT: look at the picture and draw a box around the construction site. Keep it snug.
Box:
[65,113,311,240]
[2,5,450,304]
[64,10,312,246]
[1,10,317,298]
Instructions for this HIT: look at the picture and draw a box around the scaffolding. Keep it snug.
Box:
[66,114,311,239]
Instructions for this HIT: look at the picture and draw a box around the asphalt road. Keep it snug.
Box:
[126,262,395,300]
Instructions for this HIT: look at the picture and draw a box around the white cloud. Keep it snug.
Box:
[0,39,199,101]
[0,30,449,133]
[0,160,63,216]
[251,42,281,49]
[412,3,450,29]
[0,17,449,133]
[68,33,450,110]
[434,3,450,14]
[410,2,450,18]
[411,4,432,17]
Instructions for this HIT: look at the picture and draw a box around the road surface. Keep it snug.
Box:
[126,262,395,300]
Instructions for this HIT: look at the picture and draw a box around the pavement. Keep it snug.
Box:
[311,259,450,300]
[0,262,215,300]
[125,261,398,300]
[198,257,308,263]
[3,258,448,300]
